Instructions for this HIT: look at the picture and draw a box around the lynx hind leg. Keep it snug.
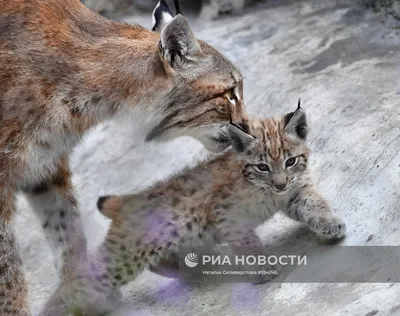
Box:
[22,157,88,276]
[285,187,346,240]
[148,251,180,279]
[21,158,108,316]
[96,197,183,286]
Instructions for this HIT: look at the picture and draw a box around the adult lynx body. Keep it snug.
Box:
[0,0,245,314]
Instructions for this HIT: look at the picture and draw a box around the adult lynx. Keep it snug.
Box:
[0,0,245,314]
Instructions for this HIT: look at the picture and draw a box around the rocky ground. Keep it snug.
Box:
[14,0,400,315]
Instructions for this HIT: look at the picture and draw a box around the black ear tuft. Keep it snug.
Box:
[152,1,174,32]
[97,195,110,211]
[284,105,308,140]
[174,0,182,15]
[227,123,254,153]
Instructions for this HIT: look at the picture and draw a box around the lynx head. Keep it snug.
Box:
[227,102,310,195]
[147,0,245,152]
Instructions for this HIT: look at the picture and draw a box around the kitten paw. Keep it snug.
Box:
[245,259,281,284]
[317,217,346,240]
[249,268,280,285]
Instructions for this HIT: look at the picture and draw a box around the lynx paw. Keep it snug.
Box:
[317,217,346,240]
[41,278,121,316]
[249,267,280,285]
[244,255,281,285]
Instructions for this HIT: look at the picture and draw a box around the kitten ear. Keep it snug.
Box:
[227,123,255,152]
[284,101,308,140]
[152,1,174,32]
[160,15,201,68]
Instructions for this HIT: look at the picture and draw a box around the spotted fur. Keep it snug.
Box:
[81,107,346,314]
[0,0,245,314]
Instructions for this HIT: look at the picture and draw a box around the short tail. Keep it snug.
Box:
[97,195,121,219]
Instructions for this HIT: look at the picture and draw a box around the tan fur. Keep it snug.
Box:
[0,0,246,314]
[99,196,122,219]
[86,110,346,314]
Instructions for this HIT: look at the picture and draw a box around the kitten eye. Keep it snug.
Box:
[255,163,270,173]
[285,157,298,168]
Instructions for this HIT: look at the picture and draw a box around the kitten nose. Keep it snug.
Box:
[273,182,286,190]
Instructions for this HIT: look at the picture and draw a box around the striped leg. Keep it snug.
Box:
[22,157,91,315]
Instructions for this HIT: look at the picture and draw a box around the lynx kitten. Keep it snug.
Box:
[82,104,346,314]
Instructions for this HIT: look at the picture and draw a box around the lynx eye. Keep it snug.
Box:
[254,163,270,173]
[285,157,298,169]
[227,87,238,103]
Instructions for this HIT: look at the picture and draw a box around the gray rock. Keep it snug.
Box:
[135,0,202,13]
[81,0,249,17]
[81,0,136,17]
[201,0,256,19]
[361,0,398,10]
[361,0,400,29]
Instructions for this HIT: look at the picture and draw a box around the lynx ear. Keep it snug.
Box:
[160,15,201,68]
[152,1,174,32]
[284,101,308,140]
[227,123,255,152]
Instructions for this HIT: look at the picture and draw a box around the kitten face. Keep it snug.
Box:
[227,105,310,195]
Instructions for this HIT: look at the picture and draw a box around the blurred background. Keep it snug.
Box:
[80,0,400,22]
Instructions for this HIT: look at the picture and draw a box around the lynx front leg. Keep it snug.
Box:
[0,186,31,316]
[59,223,179,314]
[284,186,346,240]
[22,157,91,315]
[74,233,170,315]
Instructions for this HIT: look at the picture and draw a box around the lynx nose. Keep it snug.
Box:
[272,182,287,190]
